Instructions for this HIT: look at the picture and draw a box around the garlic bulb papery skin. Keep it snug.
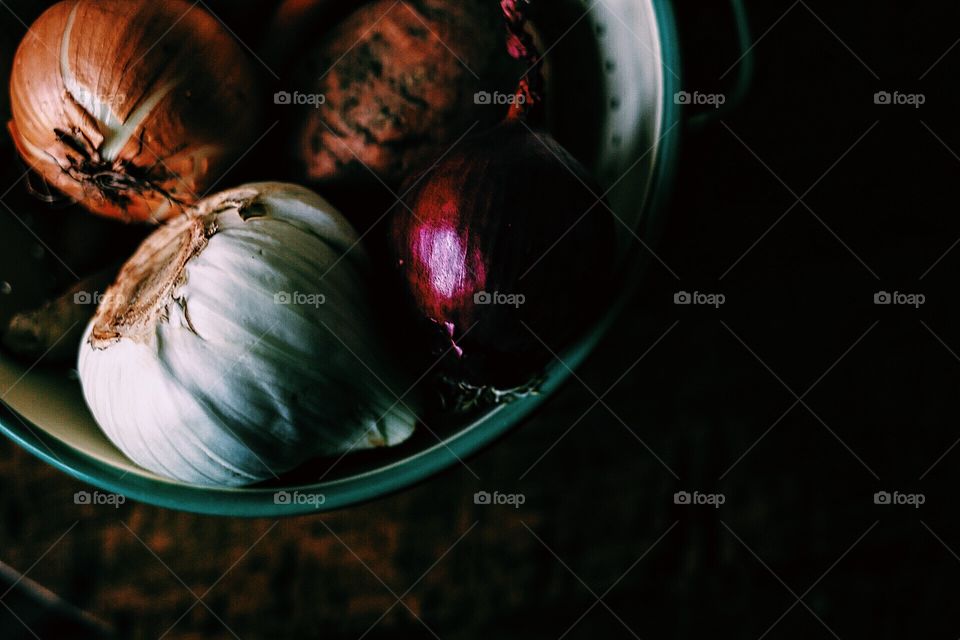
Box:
[78,183,417,487]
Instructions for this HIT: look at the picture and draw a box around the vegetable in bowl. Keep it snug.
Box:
[79,183,419,486]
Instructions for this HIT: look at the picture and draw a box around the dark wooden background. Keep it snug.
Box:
[3,0,960,638]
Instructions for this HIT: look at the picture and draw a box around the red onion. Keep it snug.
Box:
[389,122,615,392]
[391,0,616,400]
[388,1,615,396]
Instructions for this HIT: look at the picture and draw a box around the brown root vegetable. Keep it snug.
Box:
[8,0,263,223]
[3,265,118,364]
[284,0,526,190]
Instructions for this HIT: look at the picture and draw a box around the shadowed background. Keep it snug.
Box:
[2,0,959,638]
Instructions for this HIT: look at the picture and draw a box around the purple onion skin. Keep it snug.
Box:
[389,123,617,388]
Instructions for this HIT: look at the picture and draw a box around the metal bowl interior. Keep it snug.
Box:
[0,0,680,516]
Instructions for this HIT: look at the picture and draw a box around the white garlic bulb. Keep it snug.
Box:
[79,183,417,487]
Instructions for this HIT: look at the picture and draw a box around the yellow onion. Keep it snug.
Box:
[9,0,263,223]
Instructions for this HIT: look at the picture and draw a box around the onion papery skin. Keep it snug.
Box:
[9,0,263,223]
[389,123,617,389]
[285,0,523,190]
[79,183,418,487]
